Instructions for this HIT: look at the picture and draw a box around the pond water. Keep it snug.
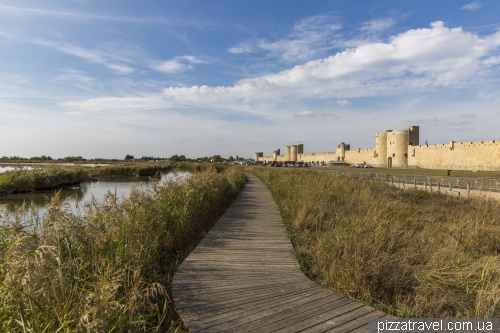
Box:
[0,171,190,216]
[0,166,33,174]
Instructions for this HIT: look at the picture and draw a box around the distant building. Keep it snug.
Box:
[255,126,500,171]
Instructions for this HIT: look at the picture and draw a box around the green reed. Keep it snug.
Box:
[0,167,246,332]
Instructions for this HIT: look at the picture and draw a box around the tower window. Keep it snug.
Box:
[393,153,395,157]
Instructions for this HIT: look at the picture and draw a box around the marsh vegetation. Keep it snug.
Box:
[249,168,500,317]
[0,166,245,332]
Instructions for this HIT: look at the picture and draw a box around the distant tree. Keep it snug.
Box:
[228,156,234,161]
[170,154,180,162]
[179,155,186,162]
[63,156,84,162]
[125,155,134,160]
[212,155,222,162]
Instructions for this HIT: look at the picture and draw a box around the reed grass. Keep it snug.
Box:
[0,167,91,194]
[0,167,246,332]
[249,168,500,317]
[94,162,225,177]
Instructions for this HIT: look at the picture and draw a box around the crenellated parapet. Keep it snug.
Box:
[255,126,499,171]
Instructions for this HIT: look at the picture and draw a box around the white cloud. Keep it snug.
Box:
[451,126,475,131]
[292,138,308,142]
[337,99,351,106]
[62,22,500,124]
[483,56,500,66]
[294,111,337,118]
[152,56,207,74]
[458,112,476,118]
[256,13,342,62]
[0,4,169,24]
[228,41,254,54]
[405,117,440,123]
[295,111,316,117]
[359,18,398,33]
[461,1,484,11]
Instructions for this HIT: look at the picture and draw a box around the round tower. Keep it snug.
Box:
[389,130,408,167]
[375,132,388,167]
[291,145,298,162]
[285,146,291,162]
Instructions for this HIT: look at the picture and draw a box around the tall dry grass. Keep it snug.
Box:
[0,167,246,332]
[250,168,500,317]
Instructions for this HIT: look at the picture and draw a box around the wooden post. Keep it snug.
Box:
[414,179,417,188]
[449,182,452,192]
[424,182,427,191]
[438,182,441,191]
[430,180,432,193]
[398,179,400,188]
[403,179,406,189]
[391,178,394,186]
[467,183,470,197]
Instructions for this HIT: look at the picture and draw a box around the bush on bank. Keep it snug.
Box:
[249,168,500,317]
[0,167,246,332]
[0,166,90,194]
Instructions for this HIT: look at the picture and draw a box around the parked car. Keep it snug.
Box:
[364,164,373,168]
[329,161,350,167]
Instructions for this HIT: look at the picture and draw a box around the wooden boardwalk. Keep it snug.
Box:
[172,173,389,332]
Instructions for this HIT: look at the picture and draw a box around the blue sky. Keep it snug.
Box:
[1,0,500,159]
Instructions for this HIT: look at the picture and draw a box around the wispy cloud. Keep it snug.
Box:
[294,111,338,118]
[405,117,440,123]
[337,99,351,106]
[292,138,308,142]
[230,13,342,62]
[450,126,475,131]
[152,56,207,74]
[63,21,500,124]
[359,18,398,33]
[54,69,96,89]
[458,112,476,118]
[228,41,254,54]
[461,1,484,11]
[0,4,168,24]
[0,31,137,74]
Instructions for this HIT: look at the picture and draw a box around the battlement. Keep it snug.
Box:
[254,126,498,170]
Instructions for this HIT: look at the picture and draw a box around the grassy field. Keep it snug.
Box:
[249,167,500,317]
[0,166,246,332]
[318,165,500,179]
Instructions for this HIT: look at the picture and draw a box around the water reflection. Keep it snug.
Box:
[0,172,190,215]
[0,166,33,174]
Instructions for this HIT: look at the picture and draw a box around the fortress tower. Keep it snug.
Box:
[254,152,263,162]
[375,131,388,167]
[291,145,298,162]
[273,149,280,161]
[336,142,350,162]
[285,146,291,161]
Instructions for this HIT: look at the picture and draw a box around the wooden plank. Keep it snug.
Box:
[172,173,390,332]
